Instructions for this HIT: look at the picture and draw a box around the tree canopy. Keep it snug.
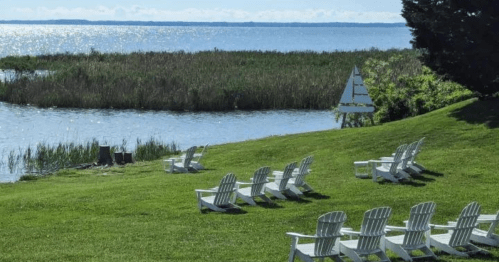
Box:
[402,0,499,96]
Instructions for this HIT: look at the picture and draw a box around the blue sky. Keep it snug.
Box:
[0,0,405,23]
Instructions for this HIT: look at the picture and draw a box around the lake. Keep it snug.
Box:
[0,23,410,182]
[0,24,412,57]
[0,102,338,182]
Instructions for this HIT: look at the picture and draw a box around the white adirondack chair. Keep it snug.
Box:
[384,202,437,261]
[235,166,273,206]
[369,145,406,183]
[380,142,415,179]
[165,146,197,173]
[265,162,298,199]
[407,137,426,174]
[195,173,240,212]
[290,156,314,193]
[292,156,313,175]
[396,141,417,179]
[287,211,347,262]
[430,202,482,257]
[340,207,392,262]
[182,144,209,170]
[470,211,499,246]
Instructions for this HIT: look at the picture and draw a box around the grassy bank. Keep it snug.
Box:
[0,49,422,110]
[0,98,498,261]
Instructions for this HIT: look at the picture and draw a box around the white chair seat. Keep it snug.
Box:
[430,233,453,245]
[385,234,405,245]
[339,239,359,249]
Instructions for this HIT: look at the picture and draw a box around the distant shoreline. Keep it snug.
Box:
[0,19,406,28]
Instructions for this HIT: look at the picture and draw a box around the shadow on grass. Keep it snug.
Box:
[423,169,444,177]
[470,250,496,261]
[275,195,313,204]
[236,201,284,209]
[303,192,330,200]
[449,98,499,128]
[411,175,435,182]
[257,202,284,209]
[200,207,248,215]
[377,180,426,187]
[433,249,496,261]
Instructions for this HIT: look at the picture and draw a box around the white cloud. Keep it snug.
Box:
[8,6,405,23]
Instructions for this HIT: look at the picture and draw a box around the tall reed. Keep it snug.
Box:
[2,137,179,180]
[0,49,422,111]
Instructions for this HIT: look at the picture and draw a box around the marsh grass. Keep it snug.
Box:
[3,137,179,180]
[135,137,179,161]
[0,49,422,110]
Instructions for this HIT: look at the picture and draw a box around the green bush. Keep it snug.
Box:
[361,55,473,125]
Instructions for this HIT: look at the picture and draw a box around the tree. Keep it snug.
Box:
[402,0,499,97]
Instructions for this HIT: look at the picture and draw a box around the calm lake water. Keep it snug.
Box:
[0,23,409,182]
[0,24,412,57]
[0,102,339,182]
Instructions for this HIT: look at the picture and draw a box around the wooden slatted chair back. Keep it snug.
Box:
[314,211,347,256]
[297,156,314,175]
[389,144,406,175]
[357,207,392,252]
[449,202,481,247]
[294,156,313,186]
[411,137,425,162]
[197,144,209,162]
[183,146,197,167]
[278,162,297,191]
[400,142,417,170]
[213,173,237,207]
[250,167,270,197]
[403,201,437,246]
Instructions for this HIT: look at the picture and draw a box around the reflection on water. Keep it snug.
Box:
[0,102,339,182]
[0,24,412,57]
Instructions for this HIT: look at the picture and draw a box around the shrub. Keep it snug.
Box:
[362,55,474,124]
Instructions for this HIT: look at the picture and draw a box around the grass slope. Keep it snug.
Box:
[1,98,499,261]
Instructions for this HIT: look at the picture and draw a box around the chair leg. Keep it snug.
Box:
[265,188,287,199]
[420,246,437,260]
[259,195,274,204]
[238,193,257,206]
[287,185,304,196]
[289,237,298,262]
[331,256,344,262]
[340,245,364,262]
[301,183,314,192]
[431,238,469,257]
[386,242,413,261]
[374,250,391,262]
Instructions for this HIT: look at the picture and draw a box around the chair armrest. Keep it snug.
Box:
[272,171,284,176]
[195,189,217,198]
[432,224,456,230]
[195,189,217,193]
[340,228,360,236]
[385,225,407,232]
[369,159,397,164]
[236,181,252,185]
[286,232,315,239]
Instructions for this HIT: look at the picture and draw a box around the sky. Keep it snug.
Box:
[0,0,405,23]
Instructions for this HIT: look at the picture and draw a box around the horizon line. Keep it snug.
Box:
[0,19,407,27]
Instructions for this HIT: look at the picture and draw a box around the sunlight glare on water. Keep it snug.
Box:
[0,24,412,57]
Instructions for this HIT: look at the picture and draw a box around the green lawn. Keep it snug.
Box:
[1,98,498,261]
